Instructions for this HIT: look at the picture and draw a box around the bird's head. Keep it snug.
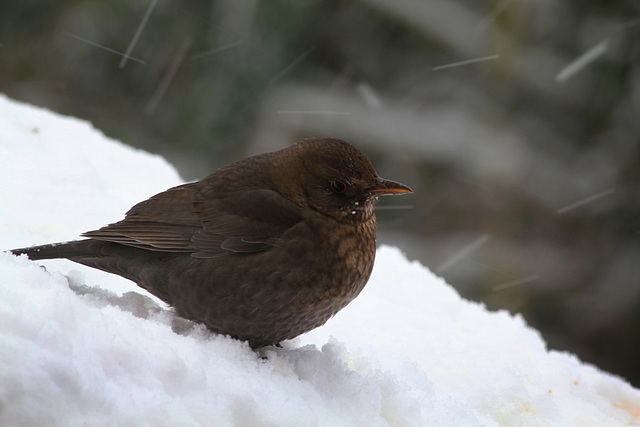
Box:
[273,138,412,223]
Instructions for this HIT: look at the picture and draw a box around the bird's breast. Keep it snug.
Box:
[303,217,377,299]
[166,216,378,347]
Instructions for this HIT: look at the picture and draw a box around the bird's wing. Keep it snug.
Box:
[82,183,304,258]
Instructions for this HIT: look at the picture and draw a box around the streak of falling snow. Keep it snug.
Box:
[356,82,383,109]
[62,32,146,65]
[375,205,414,211]
[555,39,609,82]
[269,46,316,84]
[432,54,500,71]
[557,188,615,214]
[120,0,159,69]
[276,110,351,115]
[145,38,191,116]
[436,234,490,274]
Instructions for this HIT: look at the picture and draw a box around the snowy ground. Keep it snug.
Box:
[1,93,639,426]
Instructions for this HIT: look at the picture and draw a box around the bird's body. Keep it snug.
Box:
[11,138,411,348]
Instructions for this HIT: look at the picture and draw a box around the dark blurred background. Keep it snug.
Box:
[2,0,639,385]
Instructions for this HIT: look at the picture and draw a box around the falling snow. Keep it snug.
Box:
[556,39,609,82]
[432,54,500,71]
[2,95,640,426]
[119,0,159,69]
[557,188,616,214]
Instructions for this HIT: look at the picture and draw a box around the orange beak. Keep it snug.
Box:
[370,178,413,196]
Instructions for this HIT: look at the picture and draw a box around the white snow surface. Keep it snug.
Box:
[1,93,639,426]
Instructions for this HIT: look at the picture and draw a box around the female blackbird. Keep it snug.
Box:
[11,138,412,348]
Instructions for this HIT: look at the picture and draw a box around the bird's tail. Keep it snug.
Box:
[9,240,172,298]
[10,240,97,261]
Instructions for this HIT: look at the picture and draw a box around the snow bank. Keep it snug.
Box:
[1,94,639,426]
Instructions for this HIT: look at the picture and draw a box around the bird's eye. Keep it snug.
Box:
[331,180,347,194]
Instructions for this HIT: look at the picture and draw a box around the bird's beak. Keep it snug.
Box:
[370,177,413,196]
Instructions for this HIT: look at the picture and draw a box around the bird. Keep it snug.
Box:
[10,138,412,348]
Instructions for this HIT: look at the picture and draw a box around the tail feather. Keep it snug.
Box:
[9,239,176,304]
[10,240,94,261]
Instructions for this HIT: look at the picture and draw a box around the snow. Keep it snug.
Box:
[555,39,609,82]
[1,93,639,426]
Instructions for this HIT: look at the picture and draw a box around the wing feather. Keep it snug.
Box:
[82,181,303,257]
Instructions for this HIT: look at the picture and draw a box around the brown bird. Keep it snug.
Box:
[11,138,412,348]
